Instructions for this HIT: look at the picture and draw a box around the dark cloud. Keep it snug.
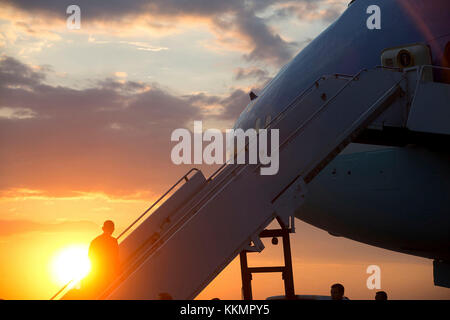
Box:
[272,0,345,23]
[182,92,221,107]
[0,56,254,196]
[183,87,267,121]
[0,56,46,87]
[1,0,345,22]
[216,88,253,121]
[1,0,248,19]
[234,67,270,82]
[236,10,297,65]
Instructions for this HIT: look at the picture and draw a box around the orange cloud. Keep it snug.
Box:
[0,188,156,203]
[0,56,257,198]
[0,218,98,237]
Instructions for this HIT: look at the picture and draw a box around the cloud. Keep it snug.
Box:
[0,55,46,87]
[0,56,258,197]
[114,72,128,78]
[0,0,335,65]
[0,187,154,202]
[119,41,169,52]
[0,219,99,237]
[214,88,253,121]
[234,67,271,82]
[236,10,297,65]
[0,107,36,119]
[272,0,347,23]
[86,37,169,52]
[182,86,267,121]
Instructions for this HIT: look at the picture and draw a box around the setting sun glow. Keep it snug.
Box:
[51,245,91,285]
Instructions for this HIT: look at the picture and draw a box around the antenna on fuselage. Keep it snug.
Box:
[249,91,258,101]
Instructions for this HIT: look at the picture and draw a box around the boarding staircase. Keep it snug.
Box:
[52,65,448,299]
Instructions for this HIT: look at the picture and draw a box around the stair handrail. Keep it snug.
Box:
[279,69,368,150]
[116,167,200,241]
[207,74,340,182]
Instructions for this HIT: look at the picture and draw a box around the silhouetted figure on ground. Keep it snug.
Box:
[330,283,349,300]
[158,292,173,300]
[375,291,388,300]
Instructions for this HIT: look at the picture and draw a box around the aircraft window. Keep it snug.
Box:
[265,115,272,128]
[255,118,261,132]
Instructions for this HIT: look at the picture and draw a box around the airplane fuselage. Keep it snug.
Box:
[233,0,450,261]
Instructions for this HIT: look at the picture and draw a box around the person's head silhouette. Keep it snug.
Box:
[375,291,388,300]
[158,292,173,300]
[102,220,115,236]
[330,283,345,300]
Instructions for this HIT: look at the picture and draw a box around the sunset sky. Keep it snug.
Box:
[0,0,449,300]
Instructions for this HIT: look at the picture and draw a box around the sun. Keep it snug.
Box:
[51,245,91,285]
